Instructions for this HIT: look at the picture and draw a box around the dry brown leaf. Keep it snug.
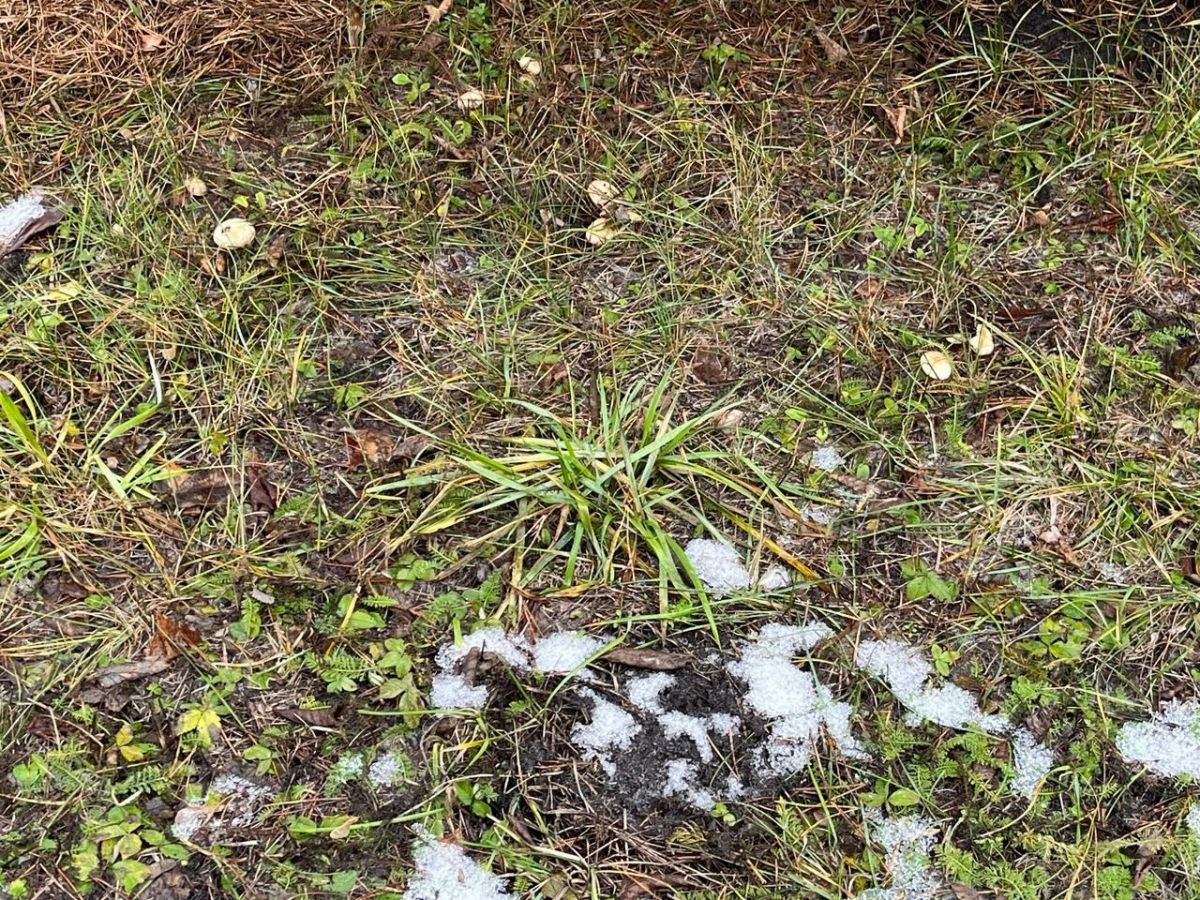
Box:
[692,350,733,384]
[602,646,690,671]
[346,429,429,470]
[265,234,286,268]
[883,105,908,143]
[148,611,201,661]
[813,26,848,64]
[277,704,347,729]
[425,0,452,23]
[140,32,165,52]
[90,657,171,688]
[246,461,277,514]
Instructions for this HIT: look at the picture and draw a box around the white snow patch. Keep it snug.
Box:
[856,639,1008,733]
[436,626,531,672]
[1097,561,1129,584]
[728,623,867,776]
[725,774,745,799]
[1010,729,1054,800]
[756,565,791,592]
[532,631,606,675]
[627,672,673,714]
[662,758,715,811]
[368,751,410,789]
[1116,699,1200,780]
[572,689,642,777]
[856,813,941,900]
[429,626,532,711]
[430,672,490,710]
[404,828,512,899]
[685,538,751,596]
[810,445,844,472]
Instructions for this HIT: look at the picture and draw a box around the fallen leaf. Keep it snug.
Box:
[277,704,347,729]
[968,323,995,356]
[345,429,429,469]
[264,234,286,268]
[140,31,165,51]
[167,469,230,512]
[247,462,277,514]
[587,179,619,210]
[0,191,64,258]
[919,350,953,380]
[329,816,358,840]
[602,646,690,671]
[90,657,171,688]
[425,0,452,23]
[585,217,620,246]
[692,350,733,384]
[147,611,201,661]
[813,26,848,64]
[517,55,542,77]
[456,88,485,111]
[883,105,908,143]
[854,278,886,301]
[949,882,986,899]
[1167,343,1200,379]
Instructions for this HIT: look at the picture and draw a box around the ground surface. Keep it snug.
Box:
[5,1,1200,898]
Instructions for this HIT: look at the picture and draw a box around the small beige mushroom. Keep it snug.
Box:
[969,323,995,356]
[183,176,208,198]
[456,88,485,111]
[212,218,256,250]
[518,55,542,77]
[586,179,619,210]
[585,217,620,246]
[919,350,954,380]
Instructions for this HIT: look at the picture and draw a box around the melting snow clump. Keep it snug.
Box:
[856,639,1007,733]
[662,758,716,811]
[404,828,512,899]
[856,813,941,900]
[810,446,844,472]
[1116,699,1200,779]
[728,623,867,775]
[627,673,739,763]
[685,538,751,596]
[572,689,642,776]
[1010,729,1054,799]
[802,504,836,526]
[368,750,411,789]
[532,631,606,675]
[326,752,366,791]
[436,626,531,671]
[756,565,791,591]
[430,627,532,710]
[430,673,490,709]
[627,672,674,713]
[171,773,273,844]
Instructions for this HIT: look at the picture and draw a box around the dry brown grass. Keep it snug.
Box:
[0,0,349,119]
